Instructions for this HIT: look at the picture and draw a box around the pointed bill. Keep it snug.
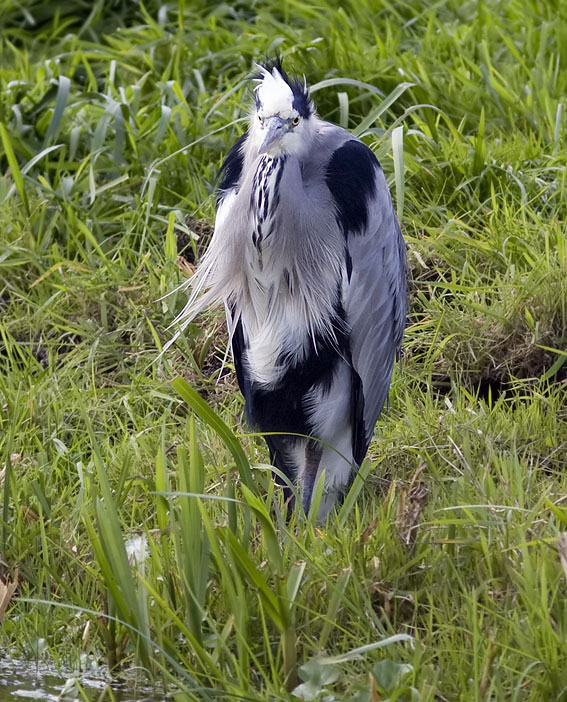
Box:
[258,116,287,154]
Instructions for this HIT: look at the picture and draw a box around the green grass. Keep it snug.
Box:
[1,0,567,699]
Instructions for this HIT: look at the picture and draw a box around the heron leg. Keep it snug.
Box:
[301,439,323,515]
[265,434,298,516]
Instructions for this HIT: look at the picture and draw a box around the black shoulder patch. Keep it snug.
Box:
[325,140,379,236]
[217,132,247,198]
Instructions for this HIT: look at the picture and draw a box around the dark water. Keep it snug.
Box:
[0,659,163,701]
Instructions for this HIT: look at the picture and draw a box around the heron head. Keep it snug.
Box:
[252,58,315,158]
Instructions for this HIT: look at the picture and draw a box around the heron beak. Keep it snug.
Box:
[258,116,286,154]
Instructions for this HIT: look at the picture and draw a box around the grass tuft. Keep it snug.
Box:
[1,1,567,699]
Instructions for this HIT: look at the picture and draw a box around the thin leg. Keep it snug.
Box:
[266,435,298,518]
[302,439,323,515]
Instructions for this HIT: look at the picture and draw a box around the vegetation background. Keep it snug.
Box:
[1,0,567,699]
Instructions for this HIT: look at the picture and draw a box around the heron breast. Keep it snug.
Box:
[250,156,285,256]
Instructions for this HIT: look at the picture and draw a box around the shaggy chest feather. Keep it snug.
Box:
[238,154,344,387]
[243,156,305,384]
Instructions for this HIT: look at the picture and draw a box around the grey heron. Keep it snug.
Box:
[175,58,406,519]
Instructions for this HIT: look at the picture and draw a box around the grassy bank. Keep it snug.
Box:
[1,0,567,699]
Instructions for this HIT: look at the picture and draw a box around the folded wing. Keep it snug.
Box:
[326,139,406,463]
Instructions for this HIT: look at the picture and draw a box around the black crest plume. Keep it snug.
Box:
[254,55,313,118]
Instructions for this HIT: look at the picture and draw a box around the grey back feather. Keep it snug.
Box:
[344,177,406,444]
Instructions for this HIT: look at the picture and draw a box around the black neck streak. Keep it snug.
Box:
[251,156,286,261]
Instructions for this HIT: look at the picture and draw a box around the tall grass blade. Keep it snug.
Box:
[338,458,373,528]
[318,634,413,664]
[80,409,152,668]
[391,125,405,220]
[171,377,254,490]
[0,123,29,215]
[44,75,71,146]
[353,82,414,137]
[171,417,210,647]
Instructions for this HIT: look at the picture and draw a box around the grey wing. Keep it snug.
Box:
[346,195,406,459]
[326,139,406,462]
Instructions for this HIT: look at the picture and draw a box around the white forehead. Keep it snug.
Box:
[255,67,296,118]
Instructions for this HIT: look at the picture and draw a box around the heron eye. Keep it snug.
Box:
[292,116,300,126]
[258,115,263,124]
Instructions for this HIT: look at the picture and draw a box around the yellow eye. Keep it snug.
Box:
[292,116,300,126]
